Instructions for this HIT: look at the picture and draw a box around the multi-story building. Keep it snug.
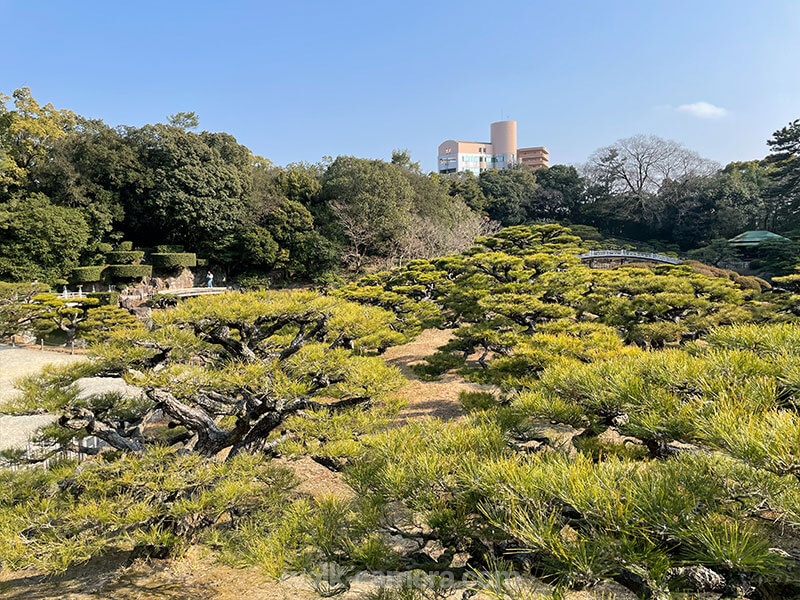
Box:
[437,120,549,175]
[517,146,549,170]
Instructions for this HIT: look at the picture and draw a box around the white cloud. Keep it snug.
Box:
[676,101,729,119]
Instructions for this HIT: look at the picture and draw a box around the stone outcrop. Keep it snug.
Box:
[119,268,196,308]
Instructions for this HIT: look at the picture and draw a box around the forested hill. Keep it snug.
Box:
[1,87,799,285]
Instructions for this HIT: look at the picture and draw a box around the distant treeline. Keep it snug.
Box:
[0,88,797,283]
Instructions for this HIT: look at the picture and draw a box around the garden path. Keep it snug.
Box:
[382,328,494,423]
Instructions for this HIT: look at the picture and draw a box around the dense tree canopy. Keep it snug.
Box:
[1,87,798,285]
[0,193,89,282]
[0,87,76,192]
[120,125,253,260]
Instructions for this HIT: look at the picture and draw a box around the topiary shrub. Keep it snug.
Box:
[70,266,106,283]
[106,251,144,265]
[154,244,185,253]
[87,291,120,306]
[150,253,196,269]
[105,264,152,280]
[117,241,133,251]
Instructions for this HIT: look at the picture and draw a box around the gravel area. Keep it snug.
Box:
[0,346,86,451]
[0,345,86,402]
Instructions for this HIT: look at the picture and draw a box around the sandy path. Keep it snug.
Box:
[382,328,494,422]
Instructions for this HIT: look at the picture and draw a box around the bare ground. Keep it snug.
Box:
[382,328,495,423]
[0,550,637,600]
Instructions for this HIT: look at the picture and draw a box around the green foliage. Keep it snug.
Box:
[0,87,76,190]
[1,87,797,287]
[236,273,272,290]
[479,166,539,225]
[4,88,800,596]
[0,280,49,337]
[145,292,178,309]
[86,291,119,306]
[77,305,141,343]
[758,238,800,275]
[149,252,197,269]
[686,237,741,267]
[105,250,144,264]
[120,125,253,263]
[410,351,465,380]
[0,193,90,282]
[6,290,405,463]
[325,224,800,595]
[459,390,499,412]
[322,156,415,267]
[104,264,152,279]
[765,118,800,231]
[0,449,295,573]
[69,265,106,283]
[321,155,482,270]
[167,111,199,130]
[27,292,100,341]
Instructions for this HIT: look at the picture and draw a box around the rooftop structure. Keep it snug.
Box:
[728,230,790,247]
[437,121,548,175]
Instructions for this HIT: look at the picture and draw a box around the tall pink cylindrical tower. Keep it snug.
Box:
[490,120,517,163]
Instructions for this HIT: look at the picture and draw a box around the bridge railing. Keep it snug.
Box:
[578,250,681,265]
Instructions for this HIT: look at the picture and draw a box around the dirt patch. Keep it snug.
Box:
[273,456,355,499]
[0,549,637,600]
[382,329,495,423]
[0,551,318,600]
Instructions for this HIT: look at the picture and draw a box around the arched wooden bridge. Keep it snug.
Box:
[577,250,681,266]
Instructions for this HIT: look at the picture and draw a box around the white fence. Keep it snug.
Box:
[3,436,105,471]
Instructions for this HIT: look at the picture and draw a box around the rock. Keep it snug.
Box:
[132,305,152,319]
[612,413,630,427]
[74,377,143,401]
[667,565,725,591]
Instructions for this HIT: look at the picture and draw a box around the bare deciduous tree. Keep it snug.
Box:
[582,135,719,221]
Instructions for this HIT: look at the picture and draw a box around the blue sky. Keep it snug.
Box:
[2,0,799,171]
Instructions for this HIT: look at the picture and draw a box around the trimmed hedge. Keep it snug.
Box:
[70,266,106,283]
[105,250,144,265]
[150,252,197,269]
[118,241,133,251]
[87,291,120,306]
[154,244,185,253]
[105,264,152,279]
